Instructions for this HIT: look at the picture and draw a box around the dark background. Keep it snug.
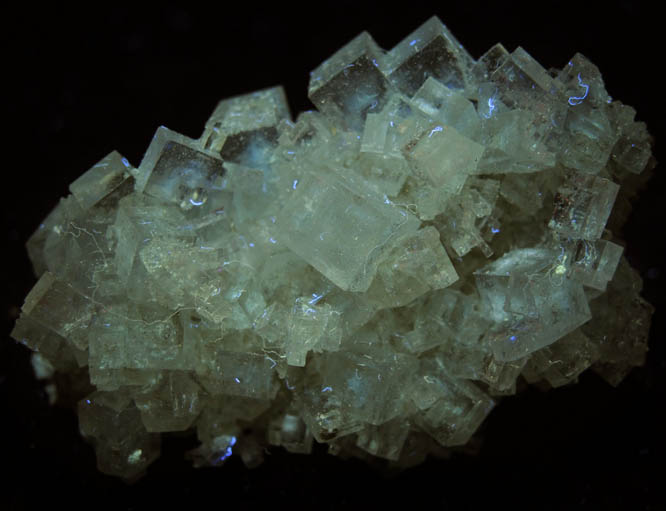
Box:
[2,2,664,509]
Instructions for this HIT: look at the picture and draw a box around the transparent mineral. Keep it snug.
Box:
[10,16,655,479]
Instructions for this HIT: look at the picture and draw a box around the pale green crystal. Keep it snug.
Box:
[276,172,420,292]
[11,16,655,479]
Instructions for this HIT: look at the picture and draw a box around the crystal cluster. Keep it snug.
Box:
[12,16,655,478]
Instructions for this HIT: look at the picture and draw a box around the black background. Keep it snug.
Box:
[2,2,664,509]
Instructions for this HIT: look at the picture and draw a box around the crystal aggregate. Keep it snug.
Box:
[11,16,655,478]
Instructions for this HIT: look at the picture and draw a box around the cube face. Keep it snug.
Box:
[411,361,494,447]
[370,226,458,308]
[385,16,474,95]
[475,249,592,361]
[411,78,480,139]
[218,127,278,169]
[21,272,94,351]
[308,32,391,132]
[198,350,276,400]
[472,43,509,82]
[488,47,568,151]
[69,151,132,210]
[276,173,419,292]
[406,125,484,193]
[360,113,389,154]
[563,238,624,291]
[26,192,127,297]
[302,349,417,440]
[11,316,80,371]
[268,412,313,454]
[523,329,600,388]
[477,109,557,174]
[491,47,557,108]
[88,304,186,376]
[134,372,204,432]
[560,108,615,174]
[286,297,341,367]
[135,127,225,210]
[554,54,616,175]
[558,53,610,109]
[611,119,653,175]
[205,86,290,135]
[146,140,225,208]
[112,193,196,288]
[355,418,410,461]
[200,87,289,170]
[548,172,619,240]
[355,152,410,198]
[78,392,161,479]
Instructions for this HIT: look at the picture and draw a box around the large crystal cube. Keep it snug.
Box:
[385,16,474,95]
[308,32,391,132]
[475,248,592,361]
[276,173,419,292]
[136,126,225,210]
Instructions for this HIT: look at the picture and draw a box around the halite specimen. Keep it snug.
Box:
[11,16,655,479]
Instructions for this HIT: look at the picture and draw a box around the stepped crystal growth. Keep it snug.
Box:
[12,16,655,478]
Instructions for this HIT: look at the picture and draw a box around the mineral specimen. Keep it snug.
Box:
[11,16,655,479]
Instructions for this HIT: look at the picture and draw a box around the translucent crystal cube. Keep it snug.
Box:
[477,109,556,174]
[611,121,653,175]
[522,329,600,388]
[30,193,119,297]
[201,86,289,170]
[226,162,274,226]
[355,418,410,461]
[406,125,484,194]
[78,391,161,479]
[472,43,509,83]
[197,350,277,400]
[475,248,592,361]
[360,112,389,154]
[135,126,226,210]
[489,47,567,147]
[548,172,620,240]
[385,16,475,95]
[69,151,133,210]
[276,173,420,292]
[491,47,558,108]
[20,271,94,351]
[88,303,189,387]
[267,411,313,454]
[11,315,82,370]
[499,172,545,214]
[564,238,624,291]
[558,53,611,108]
[308,32,391,132]
[134,371,204,432]
[302,350,417,440]
[368,226,458,308]
[203,86,289,141]
[559,61,616,175]
[412,361,494,446]
[286,296,342,367]
[411,77,481,140]
[355,152,411,197]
